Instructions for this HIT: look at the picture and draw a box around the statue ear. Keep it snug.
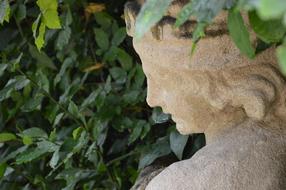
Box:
[241,91,267,120]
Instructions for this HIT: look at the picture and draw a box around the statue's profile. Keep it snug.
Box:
[125,0,286,189]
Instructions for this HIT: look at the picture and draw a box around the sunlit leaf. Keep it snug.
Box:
[227,9,255,59]
[277,42,286,75]
[0,133,17,143]
[135,0,172,39]
[249,11,286,43]
[0,0,10,24]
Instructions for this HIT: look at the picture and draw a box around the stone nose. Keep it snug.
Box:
[124,2,140,37]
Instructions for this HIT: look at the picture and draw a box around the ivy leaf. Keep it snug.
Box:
[249,11,286,43]
[227,9,255,59]
[0,0,10,24]
[170,130,188,160]
[135,0,172,39]
[0,133,17,143]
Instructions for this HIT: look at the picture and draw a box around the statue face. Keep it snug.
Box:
[133,36,220,134]
[125,1,283,134]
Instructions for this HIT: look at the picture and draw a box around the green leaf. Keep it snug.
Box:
[0,64,8,77]
[53,112,64,127]
[54,57,73,86]
[227,10,255,59]
[0,162,7,179]
[35,21,46,51]
[151,107,170,124]
[68,101,80,118]
[112,27,126,46]
[43,10,61,29]
[16,148,47,164]
[0,133,17,143]
[128,120,144,144]
[22,128,48,139]
[29,44,56,70]
[22,136,33,145]
[277,42,286,75]
[15,4,26,22]
[0,76,30,102]
[2,146,28,162]
[37,0,61,29]
[36,70,50,92]
[109,67,127,84]
[81,91,99,109]
[37,140,59,152]
[135,0,173,39]
[72,127,83,139]
[0,0,10,24]
[32,14,41,39]
[170,130,189,160]
[21,94,43,112]
[94,28,109,51]
[188,0,230,23]
[175,2,193,27]
[139,137,171,169]
[116,48,133,71]
[56,27,71,50]
[249,11,286,43]
[257,0,286,19]
[92,120,108,147]
[49,149,60,169]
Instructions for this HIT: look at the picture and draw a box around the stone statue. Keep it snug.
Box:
[125,0,286,189]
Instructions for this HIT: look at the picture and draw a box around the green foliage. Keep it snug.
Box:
[0,0,10,24]
[0,1,202,189]
[249,11,286,43]
[135,0,173,39]
[227,9,255,58]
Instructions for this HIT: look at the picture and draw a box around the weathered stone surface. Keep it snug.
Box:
[125,1,286,189]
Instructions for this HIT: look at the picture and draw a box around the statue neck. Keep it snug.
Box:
[204,106,247,145]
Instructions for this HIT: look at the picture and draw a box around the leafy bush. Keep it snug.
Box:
[0,0,205,189]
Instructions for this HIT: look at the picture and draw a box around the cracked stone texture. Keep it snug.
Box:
[125,1,286,189]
